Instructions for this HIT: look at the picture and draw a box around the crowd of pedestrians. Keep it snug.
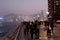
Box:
[22,20,54,39]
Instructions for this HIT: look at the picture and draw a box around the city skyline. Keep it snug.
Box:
[0,0,48,16]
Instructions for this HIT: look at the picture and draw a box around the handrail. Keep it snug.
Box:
[3,23,23,40]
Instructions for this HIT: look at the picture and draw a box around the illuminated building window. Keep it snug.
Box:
[56,1,59,5]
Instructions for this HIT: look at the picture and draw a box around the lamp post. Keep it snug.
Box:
[46,11,49,21]
[37,15,40,21]
[46,12,49,15]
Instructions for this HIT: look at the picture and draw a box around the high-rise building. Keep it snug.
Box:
[48,0,60,20]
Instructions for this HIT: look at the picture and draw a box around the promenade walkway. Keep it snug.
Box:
[0,23,60,40]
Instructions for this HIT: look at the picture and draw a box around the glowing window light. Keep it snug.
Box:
[56,20,60,22]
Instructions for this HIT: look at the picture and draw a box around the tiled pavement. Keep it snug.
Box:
[53,23,60,40]
[24,24,53,40]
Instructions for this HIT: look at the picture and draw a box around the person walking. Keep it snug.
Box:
[49,21,54,34]
[30,22,35,39]
[34,20,40,39]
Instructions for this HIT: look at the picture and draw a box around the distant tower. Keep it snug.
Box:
[40,10,44,21]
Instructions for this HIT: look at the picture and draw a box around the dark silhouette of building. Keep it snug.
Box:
[48,0,60,21]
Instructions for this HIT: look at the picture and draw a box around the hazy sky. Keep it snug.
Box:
[0,0,48,15]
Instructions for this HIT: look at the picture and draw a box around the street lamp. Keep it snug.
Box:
[46,11,49,15]
[37,15,40,21]
[37,15,40,17]
[45,11,50,20]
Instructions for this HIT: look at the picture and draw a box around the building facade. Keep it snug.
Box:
[48,0,60,21]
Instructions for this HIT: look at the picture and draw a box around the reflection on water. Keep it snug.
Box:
[0,22,19,37]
